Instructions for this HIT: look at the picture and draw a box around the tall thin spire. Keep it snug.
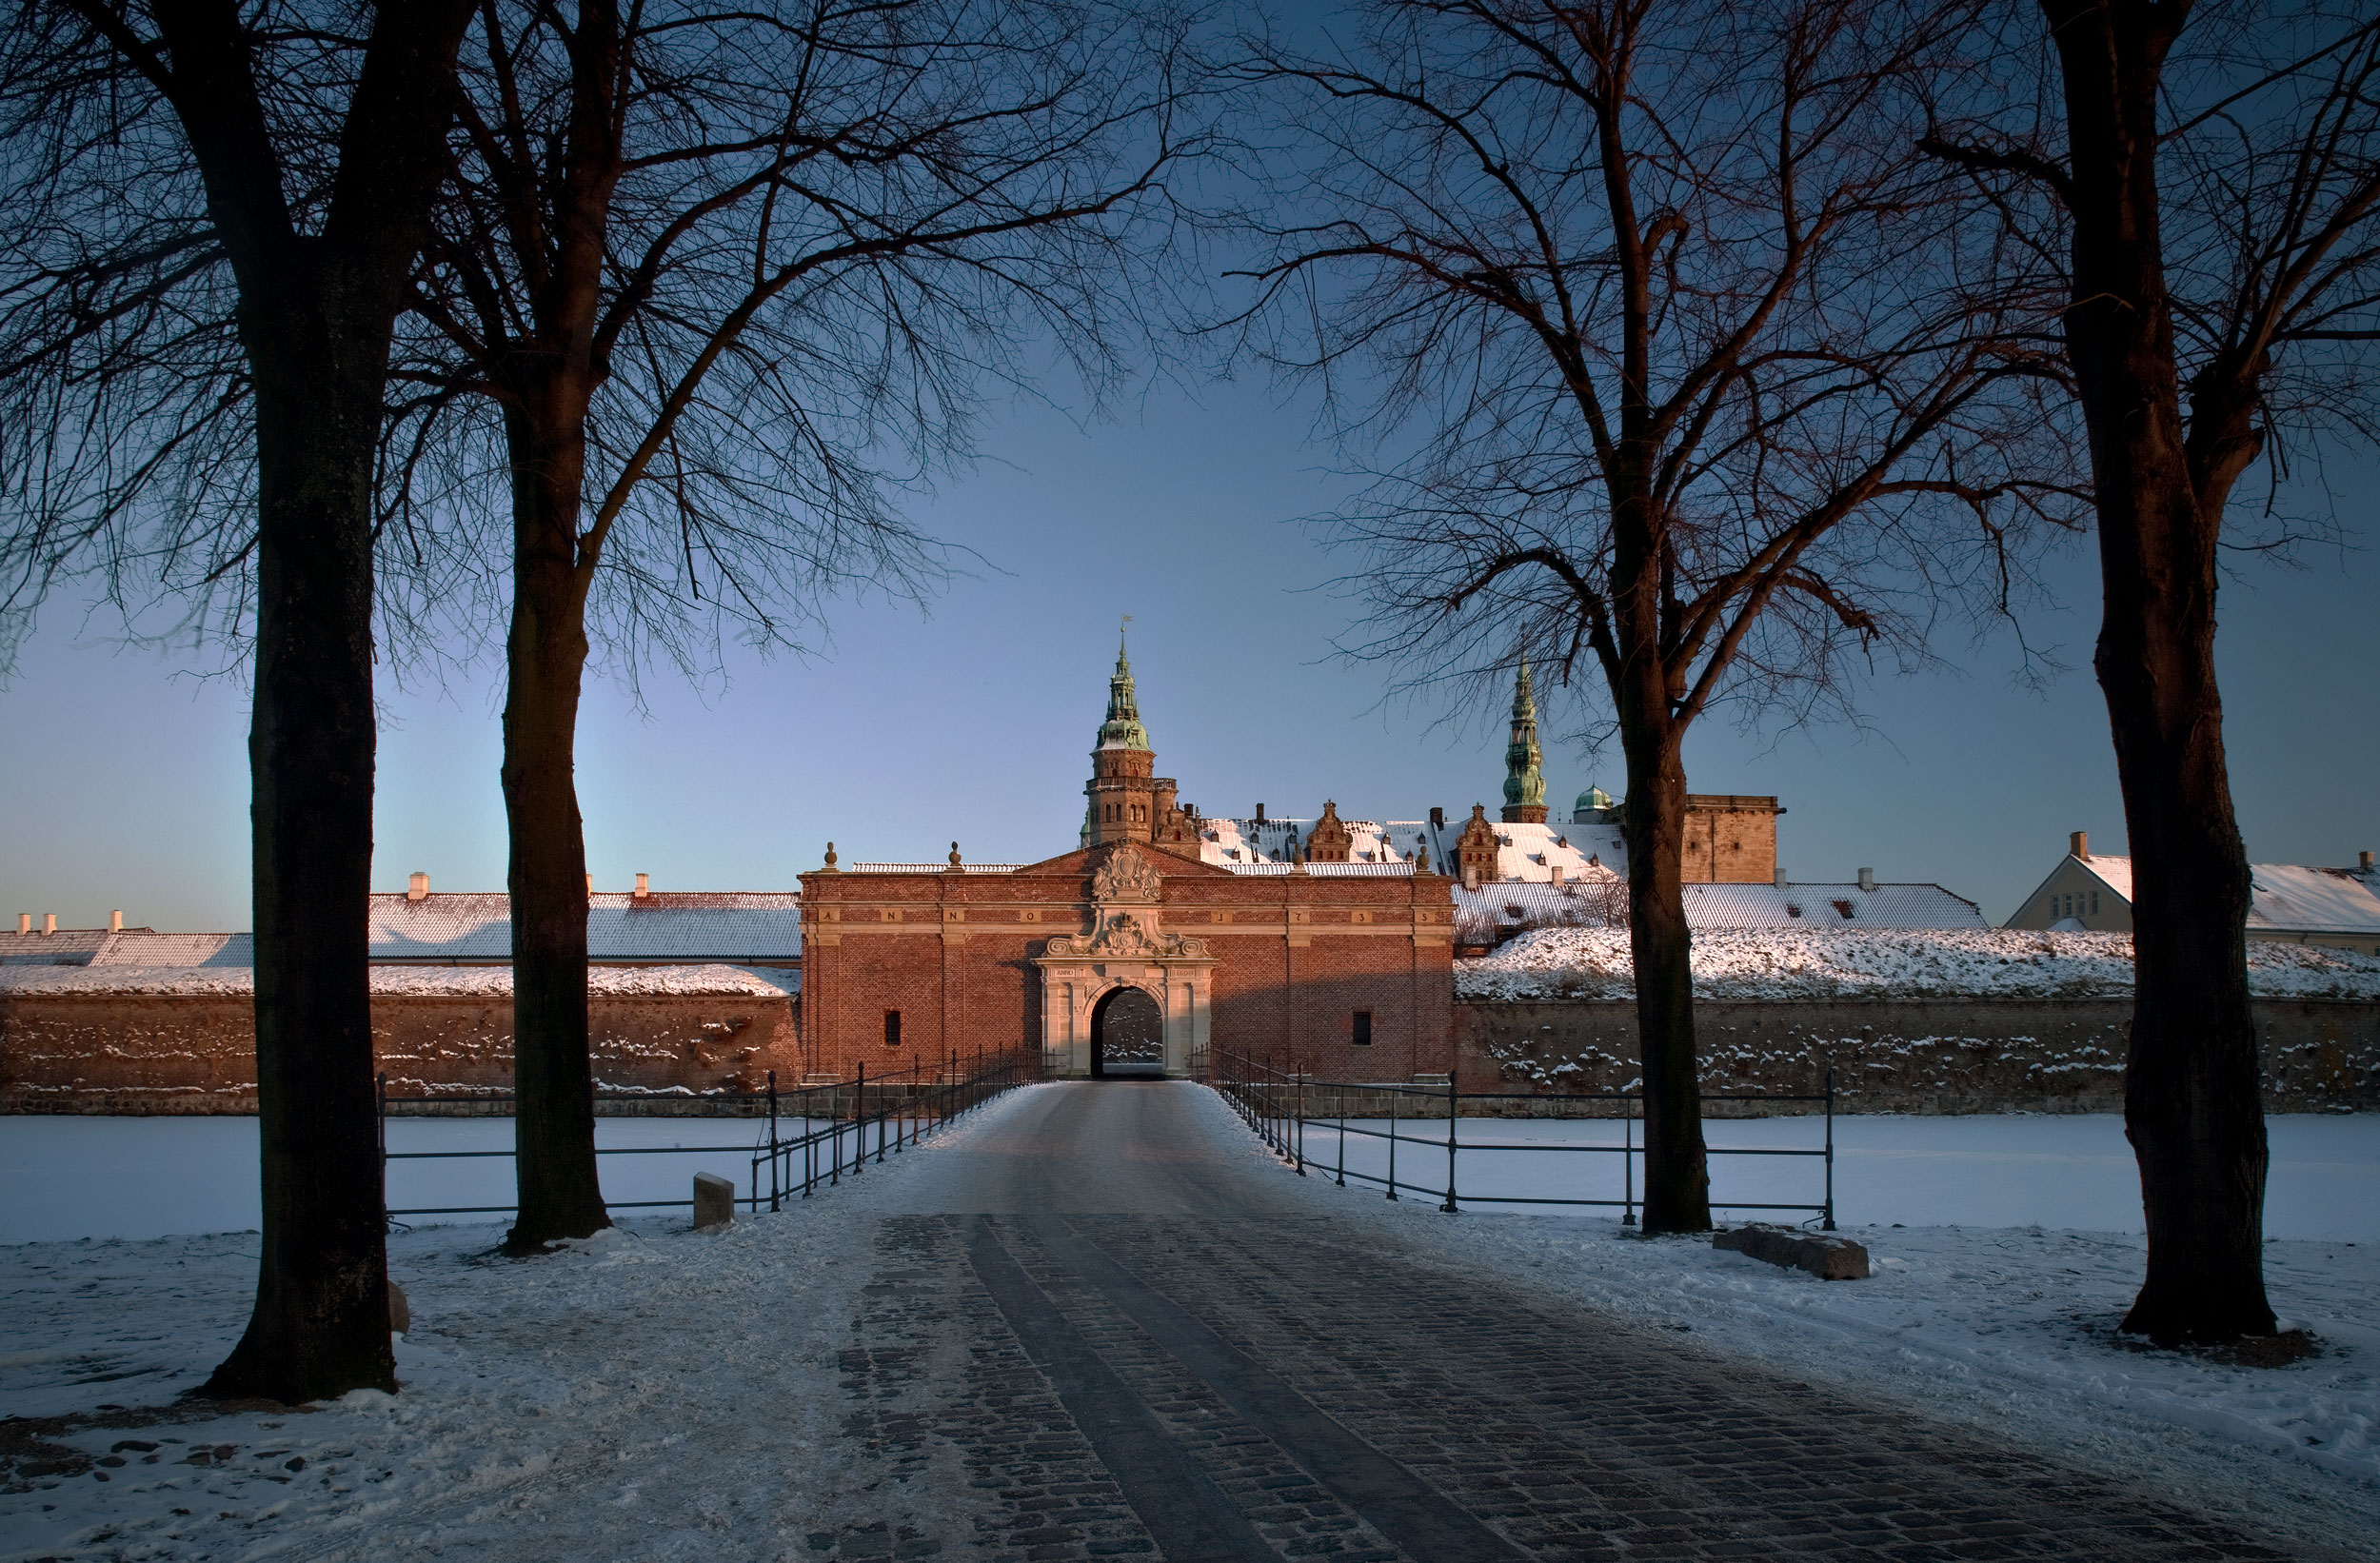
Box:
[1501,659,1548,823]
[1098,623,1149,751]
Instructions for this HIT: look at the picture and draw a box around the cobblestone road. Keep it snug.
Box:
[819,1083,2327,1563]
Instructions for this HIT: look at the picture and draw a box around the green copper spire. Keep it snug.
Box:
[1097,630,1151,751]
[1501,659,1547,822]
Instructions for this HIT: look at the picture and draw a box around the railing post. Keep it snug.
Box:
[1622,1087,1636,1226]
[767,1070,781,1213]
[1440,1072,1458,1214]
[1823,1067,1836,1231]
[1295,1065,1307,1176]
[1335,1082,1346,1188]
[376,1071,388,1225]
[1386,1086,1398,1201]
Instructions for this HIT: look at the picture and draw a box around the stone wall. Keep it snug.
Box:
[1454,998,2379,1114]
[0,991,801,1113]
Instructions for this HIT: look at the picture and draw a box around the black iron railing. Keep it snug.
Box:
[1212,1051,1835,1228]
[378,1046,1036,1221]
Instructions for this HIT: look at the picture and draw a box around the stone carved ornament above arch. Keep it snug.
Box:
[1090,843,1163,905]
[1041,914,1212,961]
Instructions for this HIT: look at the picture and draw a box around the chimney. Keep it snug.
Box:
[1775,863,1789,891]
[15,913,27,934]
[1256,802,1265,823]
[633,872,651,899]
[2361,850,2373,872]
[2070,830,2089,861]
[43,913,56,934]
[1430,805,1445,830]
[109,909,123,932]
[1856,867,1875,892]
[1550,864,1565,884]
[407,871,429,902]
[585,873,594,895]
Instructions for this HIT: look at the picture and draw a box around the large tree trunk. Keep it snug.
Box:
[171,0,474,1401]
[502,406,609,1251]
[1611,479,1711,1233]
[2044,1,2274,1342]
[1620,722,1710,1232]
[202,296,395,1402]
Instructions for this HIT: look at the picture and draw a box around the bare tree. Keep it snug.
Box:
[0,0,472,1399]
[382,0,1210,1248]
[1925,1,2380,1343]
[1230,0,2079,1232]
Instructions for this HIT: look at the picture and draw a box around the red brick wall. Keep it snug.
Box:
[0,991,801,1112]
[799,850,1457,1081]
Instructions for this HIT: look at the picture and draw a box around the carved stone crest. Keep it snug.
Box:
[1090,843,1163,904]
[1042,912,1211,961]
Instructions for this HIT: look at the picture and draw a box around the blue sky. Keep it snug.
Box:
[3,370,2373,933]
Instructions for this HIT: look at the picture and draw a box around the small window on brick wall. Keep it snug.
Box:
[883,1009,902,1048]
[1352,1010,1373,1046]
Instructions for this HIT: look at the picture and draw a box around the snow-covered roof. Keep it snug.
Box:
[1449,880,1983,944]
[2248,864,2380,936]
[1679,882,1985,929]
[0,962,799,999]
[367,891,803,962]
[0,931,249,968]
[1458,925,2380,1002]
[1199,815,1426,868]
[1221,861,1418,878]
[94,933,252,965]
[2053,854,2380,936]
[0,930,113,966]
[1452,881,1627,942]
[1195,812,1629,880]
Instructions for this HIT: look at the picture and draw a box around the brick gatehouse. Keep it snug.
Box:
[797,643,1456,1081]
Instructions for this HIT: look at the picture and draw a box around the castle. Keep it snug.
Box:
[797,641,1458,1081]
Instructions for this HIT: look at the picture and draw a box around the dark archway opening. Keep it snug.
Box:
[1091,986,1165,1078]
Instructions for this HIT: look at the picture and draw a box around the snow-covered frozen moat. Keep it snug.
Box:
[6,1107,2372,1243]
[3,1087,2374,1560]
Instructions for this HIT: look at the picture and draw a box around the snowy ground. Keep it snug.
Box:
[4,1089,2375,1559]
[1458,923,2380,1000]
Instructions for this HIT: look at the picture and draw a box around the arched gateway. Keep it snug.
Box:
[1089,985,1164,1077]
[1036,843,1216,1079]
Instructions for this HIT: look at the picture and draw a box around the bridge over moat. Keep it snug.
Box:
[798,1082,2301,1563]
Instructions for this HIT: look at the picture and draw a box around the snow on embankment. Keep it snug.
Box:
[0,963,798,999]
[1458,926,2380,1002]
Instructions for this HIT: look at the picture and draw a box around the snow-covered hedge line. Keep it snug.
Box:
[0,963,798,999]
[1457,926,2380,1002]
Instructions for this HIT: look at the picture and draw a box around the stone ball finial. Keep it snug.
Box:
[949,841,963,868]
[823,841,839,871]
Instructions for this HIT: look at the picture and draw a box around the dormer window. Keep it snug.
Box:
[1226,848,1240,861]
[1832,900,1855,920]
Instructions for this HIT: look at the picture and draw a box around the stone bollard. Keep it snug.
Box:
[1712,1223,1870,1280]
[693,1172,735,1230]
[387,1280,411,1335]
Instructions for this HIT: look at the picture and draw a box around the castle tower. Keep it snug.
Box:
[1500,660,1549,824]
[1084,632,1172,847]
